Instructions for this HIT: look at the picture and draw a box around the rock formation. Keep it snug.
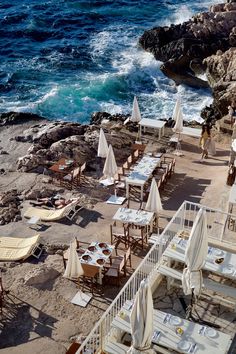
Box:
[13,113,134,172]
[0,190,22,225]
[139,1,236,121]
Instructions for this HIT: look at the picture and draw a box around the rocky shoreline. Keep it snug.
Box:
[139,1,236,123]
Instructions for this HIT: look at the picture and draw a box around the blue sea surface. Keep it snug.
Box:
[0,0,218,123]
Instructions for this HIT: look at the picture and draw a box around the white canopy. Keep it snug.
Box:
[97,128,109,158]
[172,95,181,121]
[128,280,155,354]
[103,144,118,179]
[63,238,84,280]
[131,96,142,123]
[145,178,163,214]
[182,208,208,296]
[172,97,183,133]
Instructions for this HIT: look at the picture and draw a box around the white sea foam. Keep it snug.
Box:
[90,30,111,58]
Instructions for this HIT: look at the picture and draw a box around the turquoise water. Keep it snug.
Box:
[0,0,217,123]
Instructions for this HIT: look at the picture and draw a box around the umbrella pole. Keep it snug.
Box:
[186,289,195,320]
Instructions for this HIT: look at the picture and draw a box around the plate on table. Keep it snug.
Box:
[212,249,224,257]
[169,316,182,326]
[96,258,105,265]
[88,246,96,252]
[135,217,142,222]
[214,257,224,265]
[102,249,111,256]
[124,209,132,214]
[98,242,107,249]
[82,254,92,262]
[205,327,217,338]
[177,340,191,352]
[140,211,147,216]
[222,265,234,274]
[120,215,129,221]
[59,165,65,170]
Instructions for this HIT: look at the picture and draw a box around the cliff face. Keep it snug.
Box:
[139,1,236,121]
[203,48,236,120]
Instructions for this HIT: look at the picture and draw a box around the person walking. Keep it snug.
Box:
[200,124,211,159]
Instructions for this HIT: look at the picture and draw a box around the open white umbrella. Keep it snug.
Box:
[172,95,181,122]
[63,238,84,280]
[103,144,118,180]
[145,178,163,214]
[131,96,142,123]
[182,208,208,296]
[128,280,155,354]
[97,128,109,158]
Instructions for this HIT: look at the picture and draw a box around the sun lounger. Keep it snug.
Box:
[0,234,41,261]
[24,199,82,222]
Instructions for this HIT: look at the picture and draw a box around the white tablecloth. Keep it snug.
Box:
[163,236,236,280]
[111,300,232,354]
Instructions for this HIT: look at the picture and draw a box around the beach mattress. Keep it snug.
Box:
[24,199,78,221]
[0,234,40,261]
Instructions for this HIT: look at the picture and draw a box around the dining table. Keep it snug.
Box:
[80,241,114,284]
[63,241,114,284]
[163,235,236,281]
[49,158,74,175]
[125,155,161,200]
[112,207,154,233]
[111,300,232,354]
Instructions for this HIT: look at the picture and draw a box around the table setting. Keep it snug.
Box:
[80,241,114,268]
[164,236,236,280]
[114,300,232,354]
[113,207,154,227]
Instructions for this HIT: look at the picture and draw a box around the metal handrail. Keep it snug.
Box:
[76,200,236,353]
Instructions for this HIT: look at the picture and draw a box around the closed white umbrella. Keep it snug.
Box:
[172,95,181,122]
[103,144,118,180]
[145,178,163,214]
[97,128,109,158]
[172,103,183,134]
[63,238,84,280]
[128,280,155,354]
[232,139,236,152]
[182,208,208,296]
[131,96,142,123]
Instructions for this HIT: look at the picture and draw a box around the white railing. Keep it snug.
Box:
[76,201,236,353]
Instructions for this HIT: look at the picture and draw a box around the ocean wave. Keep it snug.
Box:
[0,0,215,122]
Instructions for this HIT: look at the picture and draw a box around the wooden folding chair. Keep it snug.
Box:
[110,223,129,248]
[131,143,146,156]
[132,149,139,162]
[63,166,80,188]
[103,248,131,286]
[128,226,147,249]
[81,263,99,294]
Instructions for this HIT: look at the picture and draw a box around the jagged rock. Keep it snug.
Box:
[0,150,8,155]
[22,188,57,200]
[203,48,236,119]
[32,121,86,147]
[24,265,60,288]
[0,189,22,225]
[139,4,236,121]
[90,112,129,125]
[50,135,93,165]
[0,112,46,126]
[17,154,43,172]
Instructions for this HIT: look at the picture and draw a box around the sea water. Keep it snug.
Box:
[0,0,218,123]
